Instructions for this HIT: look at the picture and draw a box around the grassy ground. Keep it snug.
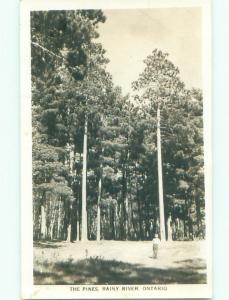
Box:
[34,240,207,285]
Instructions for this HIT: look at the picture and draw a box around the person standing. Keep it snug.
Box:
[152,234,160,258]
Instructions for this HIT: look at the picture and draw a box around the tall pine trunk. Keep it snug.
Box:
[157,106,166,241]
[40,204,46,240]
[57,200,61,240]
[97,176,102,241]
[49,214,55,241]
[66,224,71,242]
[76,153,82,242]
[114,202,118,240]
[125,195,129,240]
[76,205,80,241]
[76,221,80,241]
[195,194,202,236]
[130,196,136,240]
[125,151,130,240]
[121,167,128,240]
[66,205,72,242]
[81,115,88,241]
[167,214,172,241]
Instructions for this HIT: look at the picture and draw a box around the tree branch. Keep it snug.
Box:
[31,41,81,73]
[31,41,63,60]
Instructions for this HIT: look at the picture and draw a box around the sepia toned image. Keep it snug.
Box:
[21,0,212,299]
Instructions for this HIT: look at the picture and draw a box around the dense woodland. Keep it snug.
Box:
[32,10,205,242]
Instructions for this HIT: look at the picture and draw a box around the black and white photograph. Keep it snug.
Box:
[21,0,212,298]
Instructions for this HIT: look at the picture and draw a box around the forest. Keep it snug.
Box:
[31,10,205,243]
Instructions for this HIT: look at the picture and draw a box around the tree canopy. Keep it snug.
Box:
[32,11,205,242]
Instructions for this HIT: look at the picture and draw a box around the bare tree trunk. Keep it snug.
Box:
[114,202,118,240]
[182,219,186,239]
[76,153,82,242]
[50,222,54,240]
[66,224,71,242]
[167,214,172,241]
[96,160,103,242]
[157,106,166,241]
[118,202,123,240]
[110,206,115,240]
[76,221,80,241]
[76,207,80,242]
[125,195,129,240]
[195,194,202,237]
[49,206,55,241]
[97,177,102,241]
[81,116,88,241]
[41,204,47,240]
[125,151,130,240]
[137,197,143,240]
[66,204,72,242]
[130,195,135,239]
[57,200,61,240]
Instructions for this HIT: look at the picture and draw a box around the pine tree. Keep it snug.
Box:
[132,49,204,241]
[31,10,108,241]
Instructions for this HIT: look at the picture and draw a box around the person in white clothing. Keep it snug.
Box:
[152,234,160,259]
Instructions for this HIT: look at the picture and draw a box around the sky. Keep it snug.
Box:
[97,8,202,95]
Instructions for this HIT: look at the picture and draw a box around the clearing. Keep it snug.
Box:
[34,240,207,285]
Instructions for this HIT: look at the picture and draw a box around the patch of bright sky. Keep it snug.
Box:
[97,8,202,95]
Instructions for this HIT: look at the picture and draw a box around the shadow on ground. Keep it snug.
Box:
[174,259,206,270]
[34,241,63,249]
[34,257,206,285]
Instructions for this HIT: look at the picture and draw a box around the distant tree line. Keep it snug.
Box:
[31,10,205,242]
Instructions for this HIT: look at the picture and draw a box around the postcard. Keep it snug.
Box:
[21,0,212,298]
